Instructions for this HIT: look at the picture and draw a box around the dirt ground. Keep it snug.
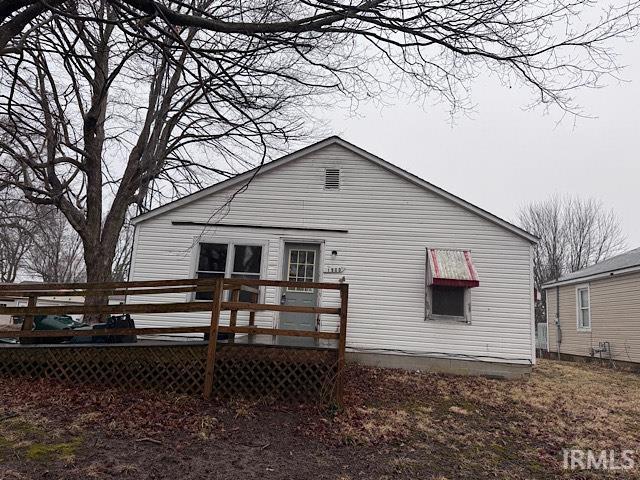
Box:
[1,359,639,480]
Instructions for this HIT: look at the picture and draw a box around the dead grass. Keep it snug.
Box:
[1,359,639,479]
[309,359,640,478]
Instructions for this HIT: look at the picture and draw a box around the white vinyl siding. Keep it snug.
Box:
[129,143,534,364]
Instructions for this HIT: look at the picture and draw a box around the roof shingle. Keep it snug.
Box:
[544,247,640,287]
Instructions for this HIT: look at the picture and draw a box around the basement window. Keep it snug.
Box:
[324,168,340,190]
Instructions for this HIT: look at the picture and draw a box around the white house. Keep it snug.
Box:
[0,292,127,325]
[128,137,537,378]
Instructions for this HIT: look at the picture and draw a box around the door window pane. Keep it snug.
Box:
[287,249,316,292]
[432,286,465,317]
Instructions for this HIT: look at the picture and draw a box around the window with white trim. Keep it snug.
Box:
[286,249,316,292]
[576,286,590,330]
[195,243,262,301]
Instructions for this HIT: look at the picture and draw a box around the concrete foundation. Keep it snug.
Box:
[542,351,640,373]
[346,351,532,379]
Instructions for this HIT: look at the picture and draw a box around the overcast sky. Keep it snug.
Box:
[321,39,640,248]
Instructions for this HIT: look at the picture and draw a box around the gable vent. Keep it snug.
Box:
[324,168,340,190]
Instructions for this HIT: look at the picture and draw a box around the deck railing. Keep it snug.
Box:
[0,278,348,402]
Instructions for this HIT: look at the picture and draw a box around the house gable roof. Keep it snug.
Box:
[132,136,537,243]
[543,247,640,288]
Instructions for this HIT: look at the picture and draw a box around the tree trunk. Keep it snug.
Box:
[83,240,116,324]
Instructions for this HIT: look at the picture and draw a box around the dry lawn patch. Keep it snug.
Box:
[0,359,639,479]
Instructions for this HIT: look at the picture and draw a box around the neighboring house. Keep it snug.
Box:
[0,295,86,325]
[543,247,640,367]
[0,289,127,325]
[128,137,537,378]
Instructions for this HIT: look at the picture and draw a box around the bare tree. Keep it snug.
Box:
[518,195,566,292]
[0,2,303,298]
[0,0,638,304]
[0,189,84,283]
[23,207,85,283]
[518,195,626,321]
[111,217,134,282]
[564,197,626,272]
[0,192,32,282]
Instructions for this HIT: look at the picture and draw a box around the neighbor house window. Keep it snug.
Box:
[195,243,263,300]
[576,286,590,330]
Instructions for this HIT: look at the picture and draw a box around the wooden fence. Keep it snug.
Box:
[0,278,348,403]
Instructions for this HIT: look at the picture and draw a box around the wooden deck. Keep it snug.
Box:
[0,278,348,404]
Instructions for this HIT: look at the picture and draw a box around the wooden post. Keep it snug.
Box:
[20,295,37,345]
[229,287,240,343]
[336,283,349,405]
[203,278,224,400]
[248,291,257,344]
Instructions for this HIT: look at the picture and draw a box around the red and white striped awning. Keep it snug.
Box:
[427,249,480,288]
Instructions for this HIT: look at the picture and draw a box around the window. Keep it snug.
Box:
[426,285,469,321]
[425,248,478,323]
[576,286,590,330]
[432,286,465,317]
[287,249,316,292]
[195,243,263,300]
[324,168,340,190]
[231,245,262,302]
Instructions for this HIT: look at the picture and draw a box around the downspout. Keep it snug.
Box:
[555,286,561,360]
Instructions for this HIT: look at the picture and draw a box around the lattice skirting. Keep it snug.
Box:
[0,343,339,403]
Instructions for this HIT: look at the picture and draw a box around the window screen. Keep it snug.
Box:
[432,286,465,317]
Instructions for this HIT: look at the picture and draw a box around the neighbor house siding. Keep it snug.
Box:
[129,143,534,364]
[546,271,640,363]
